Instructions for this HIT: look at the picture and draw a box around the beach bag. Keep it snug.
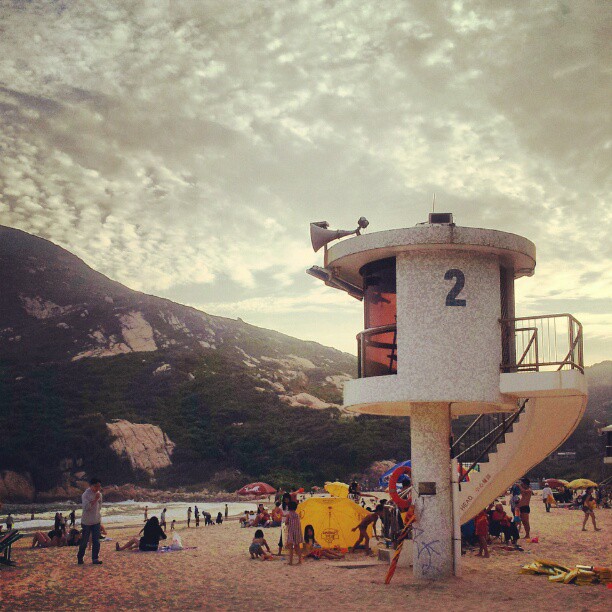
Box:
[171,534,183,551]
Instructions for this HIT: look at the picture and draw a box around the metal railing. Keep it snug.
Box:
[500,314,584,373]
[357,324,397,378]
[452,400,528,482]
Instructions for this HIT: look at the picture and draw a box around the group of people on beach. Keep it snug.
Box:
[470,476,604,558]
[186,505,224,528]
[243,490,388,565]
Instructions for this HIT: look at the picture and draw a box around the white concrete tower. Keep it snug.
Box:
[308,213,587,580]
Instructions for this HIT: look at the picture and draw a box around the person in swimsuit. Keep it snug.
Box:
[31,531,65,548]
[581,487,601,532]
[351,506,383,553]
[518,478,533,538]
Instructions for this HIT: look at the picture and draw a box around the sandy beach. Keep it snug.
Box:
[1,498,609,611]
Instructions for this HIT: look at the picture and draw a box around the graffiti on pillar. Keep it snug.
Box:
[412,526,441,575]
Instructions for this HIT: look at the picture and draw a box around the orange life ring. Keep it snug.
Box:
[388,466,412,510]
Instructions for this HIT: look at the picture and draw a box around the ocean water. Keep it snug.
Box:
[6,500,264,531]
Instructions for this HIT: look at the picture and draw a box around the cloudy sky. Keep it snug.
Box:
[0,1,610,364]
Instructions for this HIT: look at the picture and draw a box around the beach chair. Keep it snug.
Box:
[0,530,25,566]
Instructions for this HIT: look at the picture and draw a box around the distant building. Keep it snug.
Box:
[554,450,577,461]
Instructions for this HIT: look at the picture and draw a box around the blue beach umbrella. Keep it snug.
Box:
[378,460,411,488]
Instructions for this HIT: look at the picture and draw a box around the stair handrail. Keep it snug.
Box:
[453,399,528,483]
[454,417,510,462]
[452,413,486,449]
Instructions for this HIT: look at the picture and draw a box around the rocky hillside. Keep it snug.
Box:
[0,225,415,500]
[0,224,355,409]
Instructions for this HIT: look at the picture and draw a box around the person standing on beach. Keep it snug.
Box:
[281,490,291,510]
[284,501,303,565]
[224,504,228,519]
[474,509,490,558]
[144,506,148,522]
[160,508,167,529]
[581,487,601,532]
[518,478,533,538]
[541,484,554,512]
[77,478,103,565]
[69,509,76,527]
[187,507,192,528]
[6,513,14,531]
[194,506,200,527]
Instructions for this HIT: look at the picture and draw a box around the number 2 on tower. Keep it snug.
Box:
[444,269,466,306]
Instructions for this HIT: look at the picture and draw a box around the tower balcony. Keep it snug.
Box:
[349,313,585,415]
[356,313,583,380]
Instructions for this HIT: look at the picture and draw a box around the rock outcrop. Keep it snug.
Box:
[107,420,175,477]
[0,470,36,503]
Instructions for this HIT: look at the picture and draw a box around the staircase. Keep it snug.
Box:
[453,387,587,524]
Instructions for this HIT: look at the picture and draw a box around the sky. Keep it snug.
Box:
[0,0,610,365]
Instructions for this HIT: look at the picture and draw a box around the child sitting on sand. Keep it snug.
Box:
[474,509,490,558]
[249,529,272,559]
[302,525,344,560]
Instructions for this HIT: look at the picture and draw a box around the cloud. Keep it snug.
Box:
[0,0,609,363]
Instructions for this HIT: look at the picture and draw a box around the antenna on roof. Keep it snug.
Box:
[432,192,436,213]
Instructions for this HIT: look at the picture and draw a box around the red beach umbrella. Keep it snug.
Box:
[544,478,568,489]
[236,482,277,496]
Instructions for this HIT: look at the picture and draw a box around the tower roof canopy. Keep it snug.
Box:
[326,224,535,289]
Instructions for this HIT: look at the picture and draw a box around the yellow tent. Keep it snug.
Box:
[324,481,349,498]
[297,497,373,549]
[567,479,597,489]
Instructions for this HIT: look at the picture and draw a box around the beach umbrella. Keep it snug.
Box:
[236,482,276,496]
[378,460,411,488]
[566,479,598,490]
[297,497,373,549]
[544,478,569,489]
[324,481,350,498]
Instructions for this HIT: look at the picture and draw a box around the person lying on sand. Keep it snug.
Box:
[302,525,344,560]
[249,529,273,559]
[116,516,167,552]
[31,530,66,548]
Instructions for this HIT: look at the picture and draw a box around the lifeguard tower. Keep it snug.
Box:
[308,214,587,579]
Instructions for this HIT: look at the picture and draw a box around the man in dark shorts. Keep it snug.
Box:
[351,506,384,553]
[518,477,533,538]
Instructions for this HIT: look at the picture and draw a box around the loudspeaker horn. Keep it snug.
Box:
[310,218,369,252]
[310,222,357,252]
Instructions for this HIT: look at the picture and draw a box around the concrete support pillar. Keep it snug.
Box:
[411,403,453,579]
